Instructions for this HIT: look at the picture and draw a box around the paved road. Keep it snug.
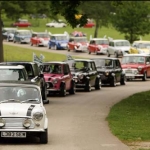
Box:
[0,42,149,150]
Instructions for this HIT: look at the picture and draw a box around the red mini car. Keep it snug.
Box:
[88,38,109,55]
[11,19,31,27]
[30,32,50,47]
[121,54,150,81]
[41,62,75,96]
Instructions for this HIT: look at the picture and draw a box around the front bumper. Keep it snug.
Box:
[97,48,107,54]
[46,82,60,91]
[21,38,30,43]
[123,69,143,79]
[75,46,88,52]
[100,74,113,84]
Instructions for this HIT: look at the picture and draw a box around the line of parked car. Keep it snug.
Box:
[2,27,150,143]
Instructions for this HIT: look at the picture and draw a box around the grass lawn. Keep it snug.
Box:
[107,90,150,146]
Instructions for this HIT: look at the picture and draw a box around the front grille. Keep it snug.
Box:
[2,118,35,129]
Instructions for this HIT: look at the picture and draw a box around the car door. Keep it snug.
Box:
[15,32,20,42]
[114,59,122,82]
[63,64,71,90]
[88,62,97,86]
[50,36,56,47]
[31,33,37,45]
[68,38,75,50]
[109,42,115,55]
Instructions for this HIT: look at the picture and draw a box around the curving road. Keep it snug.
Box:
[0,41,149,150]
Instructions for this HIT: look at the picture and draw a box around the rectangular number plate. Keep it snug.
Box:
[1,132,26,138]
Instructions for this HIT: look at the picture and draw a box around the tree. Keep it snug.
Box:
[50,0,88,28]
[111,1,150,43]
[0,1,51,62]
[79,1,113,38]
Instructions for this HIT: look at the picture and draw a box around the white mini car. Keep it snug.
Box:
[0,81,49,143]
[46,20,67,28]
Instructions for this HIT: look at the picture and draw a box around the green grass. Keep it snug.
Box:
[107,91,150,143]
[3,44,67,61]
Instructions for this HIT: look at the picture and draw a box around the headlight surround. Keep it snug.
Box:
[33,112,43,121]
[52,78,59,84]
[105,71,109,76]
[0,118,5,127]
[23,119,31,128]
[138,66,143,71]
[79,74,84,79]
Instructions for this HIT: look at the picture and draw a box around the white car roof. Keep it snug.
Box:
[0,65,25,69]
[51,34,67,36]
[90,38,108,41]
[16,30,31,32]
[111,39,129,42]
[124,54,150,57]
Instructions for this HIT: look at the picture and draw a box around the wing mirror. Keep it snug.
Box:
[43,99,49,104]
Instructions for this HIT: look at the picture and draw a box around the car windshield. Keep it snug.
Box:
[74,38,87,42]
[0,86,40,103]
[37,34,49,38]
[19,31,31,35]
[135,43,150,49]
[3,29,16,34]
[121,56,145,64]
[55,36,67,40]
[0,69,25,81]
[95,40,109,45]
[42,64,62,74]
[115,41,130,46]
[93,59,113,68]
[73,61,90,71]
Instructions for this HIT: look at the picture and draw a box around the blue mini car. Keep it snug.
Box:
[13,29,32,44]
[48,34,69,50]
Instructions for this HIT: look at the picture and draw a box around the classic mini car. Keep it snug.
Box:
[91,58,126,87]
[30,32,50,47]
[11,19,31,27]
[67,37,89,52]
[2,27,17,41]
[46,20,67,28]
[48,33,69,50]
[121,54,150,81]
[41,62,75,96]
[0,81,48,143]
[0,65,28,81]
[129,40,150,54]
[13,29,32,44]
[107,39,131,58]
[68,59,101,91]
[77,19,95,28]
[88,38,109,55]
[0,62,48,101]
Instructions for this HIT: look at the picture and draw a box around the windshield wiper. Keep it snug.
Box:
[21,99,38,103]
[0,99,21,103]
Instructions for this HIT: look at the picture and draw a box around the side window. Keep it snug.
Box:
[63,64,70,74]
[146,57,150,63]
[115,60,121,68]
[91,62,96,71]
[109,42,112,46]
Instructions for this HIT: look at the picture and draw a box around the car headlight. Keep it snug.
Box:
[79,74,84,79]
[23,119,31,128]
[105,72,109,76]
[52,78,58,84]
[0,118,5,127]
[138,66,143,71]
[33,112,43,121]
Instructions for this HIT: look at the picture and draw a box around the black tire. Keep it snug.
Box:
[59,83,66,96]
[85,80,91,92]
[142,72,147,81]
[120,76,126,85]
[48,45,51,49]
[13,40,16,43]
[95,78,101,90]
[42,84,47,100]
[69,81,76,94]
[39,129,48,144]
[107,51,110,57]
[30,42,33,46]
[110,77,116,87]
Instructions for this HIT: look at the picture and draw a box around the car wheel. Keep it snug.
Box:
[30,42,33,46]
[39,129,48,144]
[95,78,101,90]
[19,40,22,44]
[59,83,66,97]
[54,45,57,50]
[85,80,92,92]
[114,52,118,58]
[13,40,16,43]
[142,72,147,81]
[120,76,126,85]
[88,49,91,54]
[37,42,39,47]
[6,38,10,42]
[69,81,76,94]
[110,77,116,87]
[42,84,48,101]
[107,51,110,57]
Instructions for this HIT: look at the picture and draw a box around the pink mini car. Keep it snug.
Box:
[41,62,75,96]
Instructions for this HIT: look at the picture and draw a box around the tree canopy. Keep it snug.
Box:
[111,1,150,43]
